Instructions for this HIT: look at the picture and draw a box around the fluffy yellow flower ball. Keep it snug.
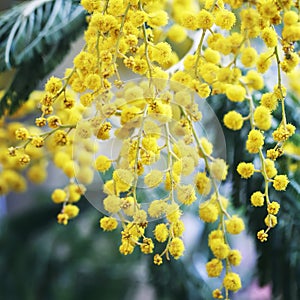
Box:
[225,215,245,234]
[223,110,244,130]
[223,272,242,292]
[237,162,255,179]
[100,216,118,231]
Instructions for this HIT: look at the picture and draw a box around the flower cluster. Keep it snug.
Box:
[2,0,300,299]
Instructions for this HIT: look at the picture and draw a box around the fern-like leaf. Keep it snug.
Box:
[0,0,86,115]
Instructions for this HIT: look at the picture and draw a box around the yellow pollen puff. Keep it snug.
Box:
[226,84,246,102]
[148,200,167,218]
[15,127,30,140]
[199,201,218,223]
[128,10,147,27]
[80,0,102,13]
[217,67,233,83]
[19,154,31,166]
[151,42,172,65]
[210,158,228,181]
[272,123,295,142]
[260,92,278,111]
[184,54,197,70]
[154,223,169,242]
[45,76,62,95]
[143,119,161,138]
[195,172,211,195]
[113,169,134,192]
[121,196,135,216]
[245,70,264,90]
[264,214,277,228]
[210,239,230,259]
[258,0,278,19]
[206,258,223,277]
[54,130,68,146]
[223,110,244,130]
[205,0,224,10]
[267,148,279,160]
[254,105,272,131]
[27,164,47,184]
[103,195,122,213]
[171,220,185,237]
[237,162,255,179]
[273,175,289,191]
[119,239,135,255]
[51,189,67,204]
[273,84,287,99]
[199,137,213,156]
[203,48,221,65]
[281,24,300,43]
[35,117,47,127]
[95,155,112,172]
[174,90,192,107]
[107,0,124,16]
[57,213,69,225]
[85,73,101,91]
[167,24,187,43]
[31,136,44,148]
[257,229,268,242]
[135,214,148,232]
[251,191,265,206]
[100,216,118,231]
[197,9,214,29]
[147,10,169,28]
[261,27,277,48]
[168,237,185,259]
[176,184,197,205]
[68,183,84,203]
[80,93,94,107]
[47,115,61,128]
[173,157,195,176]
[153,254,163,265]
[228,249,242,266]
[225,215,245,234]
[97,122,112,140]
[212,288,223,299]
[165,171,180,190]
[63,204,79,219]
[144,170,164,188]
[215,9,236,30]
[166,203,181,223]
[267,201,280,215]
[246,129,264,153]
[147,101,172,123]
[241,47,257,67]
[90,13,118,33]
[283,11,298,26]
[62,160,77,178]
[180,11,199,30]
[200,62,219,84]
[223,272,242,292]
[208,194,229,214]
[281,53,300,73]
[140,238,154,254]
[142,136,159,153]
[257,52,272,73]
[124,222,144,238]
[265,158,277,178]
[54,151,70,168]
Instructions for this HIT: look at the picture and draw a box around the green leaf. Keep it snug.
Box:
[0,0,86,115]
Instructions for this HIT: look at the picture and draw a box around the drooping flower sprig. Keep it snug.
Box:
[1,0,300,299]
